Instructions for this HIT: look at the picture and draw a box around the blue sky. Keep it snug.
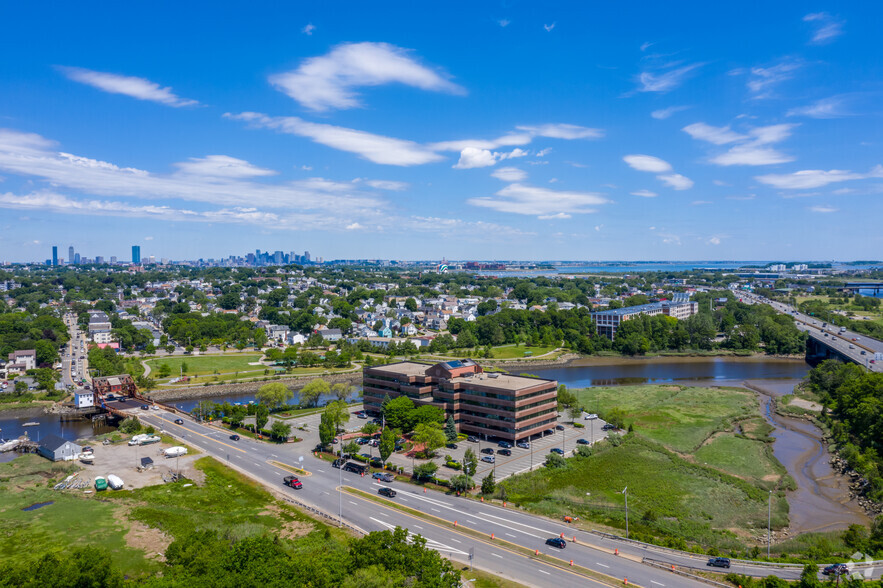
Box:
[1,2,881,262]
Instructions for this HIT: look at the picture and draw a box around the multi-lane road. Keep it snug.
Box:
[130,406,878,586]
[61,314,89,387]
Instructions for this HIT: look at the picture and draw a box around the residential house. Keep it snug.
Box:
[38,435,83,462]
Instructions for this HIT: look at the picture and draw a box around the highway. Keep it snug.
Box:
[736,292,883,372]
[130,406,880,585]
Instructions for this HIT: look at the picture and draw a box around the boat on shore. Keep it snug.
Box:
[107,474,124,490]
[94,476,108,491]
[79,453,94,464]
[22,422,39,427]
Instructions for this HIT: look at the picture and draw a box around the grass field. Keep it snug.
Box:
[146,353,264,377]
[486,344,559,359]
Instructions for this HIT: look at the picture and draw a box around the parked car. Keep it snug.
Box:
[555,424,565,431]
[174,418,184,425]
[823,564,848,576]
[584,413,598,420]
[378,472,395,482]
[140,405,149,411]
[497,441,512,448]
[707,557,730,569]
[230,434,240,441]
[543,429,555,436]
[550,447,564,455]
[467,436,478,442]
[576,438,589,445]
[601,424,616,431]
[378,487,397,498]
[283,475,302,490]
[446,443,458,449]
[481,455,495,463]
[498,449,512,456]
[516,441,530,449]
[545,537,567,549]
[355,411,367,419]
[481,448,495,455]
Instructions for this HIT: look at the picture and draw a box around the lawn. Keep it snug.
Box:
[573,385,756,453]
[486,344,559,359]
[694,435,783,484]
[146,353,264,377]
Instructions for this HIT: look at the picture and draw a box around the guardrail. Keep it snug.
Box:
[280,495,364,535]
[643,558,732,588]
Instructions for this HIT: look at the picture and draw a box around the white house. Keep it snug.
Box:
[74,390,95,409]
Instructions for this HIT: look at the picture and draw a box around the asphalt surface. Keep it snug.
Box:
[61,314,89,388]
[129,406,881,585]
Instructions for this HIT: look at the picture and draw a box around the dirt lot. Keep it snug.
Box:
[75,440,204,490]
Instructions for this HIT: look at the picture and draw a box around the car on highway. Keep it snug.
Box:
[481,447,495,454]
[378,487,397,498]
[584,413,598,420]
[707,557,730,569]
[498,449,512,456]
[545,537,567,549]
[497,441,512,448]
[373,472,395,482]
[516,441,530,449]
[466,436,478,442]
[822,563,848,576]
[230,434,240,441]
[283,475,302,489]
[550,448,564,455]
[174,418,184,425]
[481,455,495,463]
[576,438,589,445]
[140,405,149,410]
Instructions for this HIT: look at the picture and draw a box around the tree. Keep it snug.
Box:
[14,380,28,394]
[568,404,582,423]
[318,412,335,447]
[463,448,478,478]
[481,471,495,495]
[324,399,351,432]
[298,378,329,408]
[411,404,444,428]
[361,422,380,435]
[180,360,189,374]
[270,420,291,441]
[413,423,446,457]
[450,474,472,493]
[444,415,457,443]
[413,462,438,481]
[557,384,577,411]
[383,396,415,431]
[34,339,59,366]
[157,363,172,378]
[343,441,360,457]
[119,416,141,434]
[405,297,418,312]
[544,453,567,468]
[254,404,270,431]
[331,382,355,402]
[256,382,293,409]
[379,426,396,463]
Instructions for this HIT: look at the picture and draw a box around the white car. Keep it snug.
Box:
[584,413,599,420]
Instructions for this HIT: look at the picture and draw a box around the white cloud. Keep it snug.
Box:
[539,213,570,220]
[364,179,408,191]
[516,123,603,140]
[467,183,608,217]
[302,23,316,35]
[787,96,852,119]
[691,200,711,205]
[453,148,499,169]
[638,63,703,93]
[708,236,721,245]
[640,42,654,52]
[804,13,844,44]
[268,42,465,111]
[710,145,794,166]
[623,154,672,173]
[491,167,527,182]
[810,205,838,213]
[594,224,603,231]
[174,155,277,178]
[226,112,442,166]
[544,22,556,32]
[682,123,746,145]
[651,105,690,119]
[144,236,154,241]
[746,60,801,98]
[536,148,552,157]
[726,194,756,201]
[657,174,694,190]
[498,19,510,27]
[756,166,883,189]
[630,189,657,198]
[59,67,198,107]
[345,222,363,229]
[428,134,532,152]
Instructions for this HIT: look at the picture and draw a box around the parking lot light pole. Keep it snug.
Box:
[622,486,629,539]
[339,459,343,527]
[768,490,772,558]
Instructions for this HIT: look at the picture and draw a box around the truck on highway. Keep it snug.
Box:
[840,326,847,333]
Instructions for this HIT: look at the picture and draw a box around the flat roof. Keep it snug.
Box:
[591,302,663,317]
[366,361,431,377]
[452,372,555,391]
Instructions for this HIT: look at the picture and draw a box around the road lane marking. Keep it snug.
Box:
[595,563,609,568]
[478,511,558,535]
[315,469,325,473]
[538,569,551,575]
[505,533,517,538]
[431,508,441,513]
[349,501,357,505]
[492,553,503,559]
[467,519,477,524]
[451,538,461,543]
[651,582,665,586]
[414,525,423,529]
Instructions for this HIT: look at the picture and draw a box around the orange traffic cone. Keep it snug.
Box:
[573,536,576,543]
[503,501,507,507]
[535,549,538,555]
[454,521,458,527]
[624,579,628,585]
[614,548,619,556]
[560,532,564,538]
[481,496,484,502]
[569,560,573,566]
[491,533,495,539]
[423,487,426,493]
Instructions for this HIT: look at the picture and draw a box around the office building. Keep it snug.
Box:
[132,245,141,264]
[591,301,699,338]
[362,360,558,442]
[68,246,75,265]
[52,246,58,266]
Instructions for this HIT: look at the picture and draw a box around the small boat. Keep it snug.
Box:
[107,474,124,490]
[22,422,39,427]
[94,476,108,491]
[79,454,94,464]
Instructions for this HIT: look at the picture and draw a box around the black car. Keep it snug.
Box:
[174,418,184,425]
[140,405,149,410]
[546,537,567,549]
[555,424,565,431]
[467,436,478,442]
[230,434,240,441]
[497,441,512,448]
[602,423,616,431]
[446,443,458,449]
[823,564,848,576]
[378,487,397,498]
[550,447,564,455]
[480,448,495,454]
[707,557,731,569]
[576,438,589,445]
[498,449,512,456]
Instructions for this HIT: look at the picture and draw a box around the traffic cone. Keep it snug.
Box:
[560,532,564,538]
[573,536,576,543]
[569,560,573,566]
[481,496,484,502]
[614,548,619,556]
[671,565,675,571]
[423,487,426,493]
[491,533,495,539]
[624,579,628,585]
[535,549,538,555]
[503,501,506,507]
[454,521,457,527]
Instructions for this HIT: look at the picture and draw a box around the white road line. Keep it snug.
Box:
[596,563,609,568]
[478,511,557,535]
[467,519,477,524]
[271,454,278,458]
[349,501,357,505]
[505,533,517,538]
[431,508,441,513]
[378,512,388,517]
[651,582,665,587]
[315,469,325,473]
[451,539,461,543]
[538,569,551,575]
[414,525,423,530]
[492,553,503,559]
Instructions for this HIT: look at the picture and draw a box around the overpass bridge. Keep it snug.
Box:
[843,282,883,295]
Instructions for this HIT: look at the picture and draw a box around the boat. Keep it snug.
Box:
[22,422,39,427]
[79,453,94,464]
[107,474,124,490]
[138,435,161,446]
[163,446,187,458]
[94,476,108,491]
[127,434,148,446]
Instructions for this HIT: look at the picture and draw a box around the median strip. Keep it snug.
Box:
[268,460,312,477]
[342,486,641,588]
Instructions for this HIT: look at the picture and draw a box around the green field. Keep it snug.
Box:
[486,344,559,359]
[146,353,264,377]
[574,384,756,453]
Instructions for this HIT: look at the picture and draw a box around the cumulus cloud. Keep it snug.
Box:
[226,112,443,166]
[467,183,608,217]
[364,179,408,191]
[623,154,672,173]
[268,42,465,111]
[630,189,657,198]
[491,167,527,182]
[658,174,694,190]
[302,23,316,35]
[453,147,528,169]
[59,67,198,107]
[756,165,883,189]
[651,105,690,119]
[498,19,510,27]
[804,13,844,44]
[638,63,703,93]
[708,236,721,245]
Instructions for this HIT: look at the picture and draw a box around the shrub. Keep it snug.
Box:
[573,422,585,428]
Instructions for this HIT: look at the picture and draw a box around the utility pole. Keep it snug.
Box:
[768,490,772,558]
[622,486,629,539]
[338,457,343,527]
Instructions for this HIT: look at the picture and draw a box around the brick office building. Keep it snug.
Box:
[362,360,558,442]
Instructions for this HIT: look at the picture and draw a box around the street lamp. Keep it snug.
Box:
[622,486,629,539]
[768,490,772,558]
[338,457,343,527]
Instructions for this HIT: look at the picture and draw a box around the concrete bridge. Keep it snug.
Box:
[843,282,883,295]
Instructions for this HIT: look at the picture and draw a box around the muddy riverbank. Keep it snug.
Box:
[745,379,870,534]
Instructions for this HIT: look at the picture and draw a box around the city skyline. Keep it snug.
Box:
[1,3,881,262]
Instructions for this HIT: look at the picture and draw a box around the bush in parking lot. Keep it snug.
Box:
[573,422,585,428]
[544,453,567,469]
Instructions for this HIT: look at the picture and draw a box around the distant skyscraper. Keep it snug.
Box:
[52,246,58,266]
[95,256,104,264]
[110,256,117,264]
[68,245,75,265]
[74,253,80,264]
[304,251,311,262]
[132,245,141,264]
